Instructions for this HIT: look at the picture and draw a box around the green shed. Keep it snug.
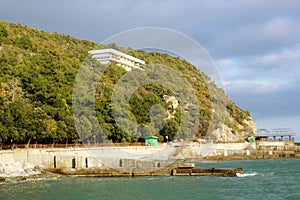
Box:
[145,136,159,146]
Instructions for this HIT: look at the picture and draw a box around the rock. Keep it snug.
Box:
[212,117,257,143]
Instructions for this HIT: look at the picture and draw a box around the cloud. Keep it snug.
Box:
[223,79,291,94]
[215,43,300,123]
[217,44,300,94]
[259,17,300,41]
[1,1,300,55]
[246,44,300,70]
[207,16,300,58]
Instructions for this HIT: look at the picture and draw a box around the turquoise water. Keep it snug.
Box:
[1,159,299,200]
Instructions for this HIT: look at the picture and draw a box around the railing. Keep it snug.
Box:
[0,142,148,150]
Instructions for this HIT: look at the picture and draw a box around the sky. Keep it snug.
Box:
[1,0,300,141]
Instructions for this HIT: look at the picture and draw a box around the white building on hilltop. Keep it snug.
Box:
[89,48,145,71]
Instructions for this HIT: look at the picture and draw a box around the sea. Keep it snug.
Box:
[0,158,299,200]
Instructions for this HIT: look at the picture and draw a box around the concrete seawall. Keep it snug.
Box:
[180,141,300,160]
[0,146,180,177]
[1,142,299,178]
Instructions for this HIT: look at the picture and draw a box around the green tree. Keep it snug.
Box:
[159,119,179,142]
[0,20,255,144]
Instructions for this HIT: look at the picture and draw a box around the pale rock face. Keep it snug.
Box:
[212,118,257,143]
[162,94,258,143]
[244,117,257,134]
[163,95,179,119]
[163,95,179,109]
[212,124,240,143]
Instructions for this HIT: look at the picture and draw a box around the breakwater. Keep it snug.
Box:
[1,141,299,180]
[46,162,242,177]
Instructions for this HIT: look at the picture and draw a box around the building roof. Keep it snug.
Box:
[89,48,145,65]
[145,136,159,139]
[256,133,295,138]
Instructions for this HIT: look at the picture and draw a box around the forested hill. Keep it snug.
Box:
[0,20,256,145]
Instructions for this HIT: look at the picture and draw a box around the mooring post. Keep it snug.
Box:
[211,168,214,175]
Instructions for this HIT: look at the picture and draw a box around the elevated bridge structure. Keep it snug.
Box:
[256,128,295,141]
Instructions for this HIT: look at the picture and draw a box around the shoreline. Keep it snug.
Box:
[1,156,299,183]
[1,143,299,182]
[1,155,299,184]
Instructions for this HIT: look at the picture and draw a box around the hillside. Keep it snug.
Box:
[0,20,256,145]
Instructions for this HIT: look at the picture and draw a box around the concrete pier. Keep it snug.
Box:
[46,163,242,177]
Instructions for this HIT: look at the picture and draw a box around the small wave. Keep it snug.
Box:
[0,162,42,178]
[236,172,257,177]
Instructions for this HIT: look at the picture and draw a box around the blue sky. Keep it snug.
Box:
[1,0,300,141]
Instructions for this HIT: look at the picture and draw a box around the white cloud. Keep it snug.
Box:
[247,44,300,68]
[259,17,300,42]
[216,58,234,68]
[223,79,290,94]
[217,44,300,95]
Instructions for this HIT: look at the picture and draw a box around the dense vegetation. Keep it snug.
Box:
[0,20,253,145]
